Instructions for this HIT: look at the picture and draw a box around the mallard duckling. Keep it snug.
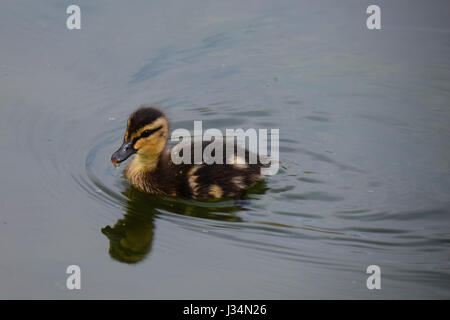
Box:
[111,106,267,199]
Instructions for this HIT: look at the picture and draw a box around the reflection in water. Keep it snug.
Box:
[101,188,156,264]
[102,181,267,263]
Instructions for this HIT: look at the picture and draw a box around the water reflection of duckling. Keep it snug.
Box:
[111,106,268,199]
[101,186,254,263]
[101,212,154,264]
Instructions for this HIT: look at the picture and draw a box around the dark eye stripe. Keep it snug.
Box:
[140,125,163,138]
[129,125,163,147]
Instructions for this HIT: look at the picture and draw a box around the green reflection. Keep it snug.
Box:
[102,181,267,263]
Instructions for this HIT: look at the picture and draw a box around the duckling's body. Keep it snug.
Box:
[112,106,267,200]
[126,141,266,199]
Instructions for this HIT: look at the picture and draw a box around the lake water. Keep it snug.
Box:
[0,0,449,299]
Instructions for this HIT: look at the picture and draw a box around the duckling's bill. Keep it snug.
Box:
[111,140,136,167]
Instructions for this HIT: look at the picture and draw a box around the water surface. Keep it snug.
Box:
[0,0,449,298]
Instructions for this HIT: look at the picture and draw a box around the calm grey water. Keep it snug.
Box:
[1,0,449,299]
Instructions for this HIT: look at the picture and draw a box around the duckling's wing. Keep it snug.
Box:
[181,141,267,199]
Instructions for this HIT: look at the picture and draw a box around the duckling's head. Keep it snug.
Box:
[111,106,168,167]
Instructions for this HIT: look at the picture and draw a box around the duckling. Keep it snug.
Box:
[111,106,268,199]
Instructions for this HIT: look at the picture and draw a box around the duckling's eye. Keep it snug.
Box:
[140,126,162,138]
[141,130,152,137]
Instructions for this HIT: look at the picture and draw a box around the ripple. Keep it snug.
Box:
[335,207,450,222]
[282,191,344,202]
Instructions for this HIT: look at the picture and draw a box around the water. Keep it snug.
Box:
[1,0,449,299]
